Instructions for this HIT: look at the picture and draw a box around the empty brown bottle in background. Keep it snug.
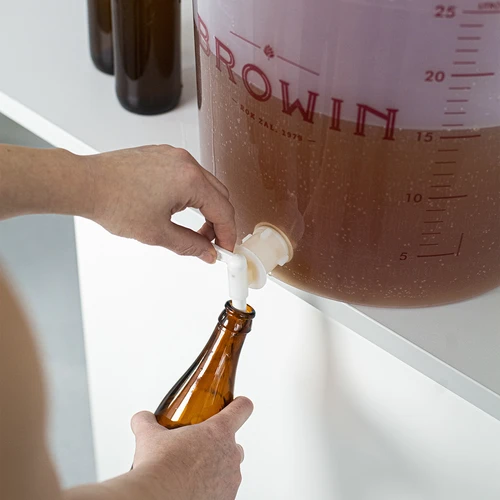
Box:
[111,0,182,115]
[88,0,114,75]
[155,302,255,429]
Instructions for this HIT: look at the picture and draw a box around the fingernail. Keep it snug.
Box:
[200,250,216,264]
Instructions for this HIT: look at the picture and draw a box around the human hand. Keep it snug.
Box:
[86,146,236,263]
[129,397,254,500]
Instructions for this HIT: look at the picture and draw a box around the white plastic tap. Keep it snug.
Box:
[214,245,249,311]
[236,223,293,289]
[215,224,293,310]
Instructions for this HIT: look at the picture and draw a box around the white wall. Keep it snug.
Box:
[76,216,500,500]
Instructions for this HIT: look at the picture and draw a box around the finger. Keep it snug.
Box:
[200,169,230,200]
[211,397,254,434]
[165,221,217,264]
[175,148,230,200]
[237,444,245,463]
[192,183,237,252]
[131,411,160,437]
[197,221,216,242]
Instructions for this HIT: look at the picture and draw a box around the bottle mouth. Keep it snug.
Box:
[226,300,256,319]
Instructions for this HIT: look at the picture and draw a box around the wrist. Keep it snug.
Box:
[47,148,98,219]
[101,467,173,500]
[79,151,115,227]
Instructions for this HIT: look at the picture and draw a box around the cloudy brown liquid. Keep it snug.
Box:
[197,51,500,307]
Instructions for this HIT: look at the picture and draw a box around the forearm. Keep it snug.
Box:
[0,145,95,220]
[64,469,165,500]
[63,481,130,500]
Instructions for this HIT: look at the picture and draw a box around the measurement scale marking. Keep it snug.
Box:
[424,14,480,266]
[440,134,480,139]
[462,10,500,15]
[450,72,495,77]
[428,194,468,200]
[457,233,464,256]
[417,252,456,258]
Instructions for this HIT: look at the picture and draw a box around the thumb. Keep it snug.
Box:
[209,396,254,433]
[164,222,217,264]
[131,411,159,438]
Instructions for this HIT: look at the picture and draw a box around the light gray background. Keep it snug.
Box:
[0,113,96,488]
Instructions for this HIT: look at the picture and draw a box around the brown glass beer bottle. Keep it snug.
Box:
[155,302,255,429]
[87,0,114,75]
[111,0,182,115]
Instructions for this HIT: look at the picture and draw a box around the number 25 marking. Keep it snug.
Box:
[435,5,456,18]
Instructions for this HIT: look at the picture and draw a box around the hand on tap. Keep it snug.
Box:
[0,144,236,263]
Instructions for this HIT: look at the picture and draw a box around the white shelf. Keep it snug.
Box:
[1,0,499,420]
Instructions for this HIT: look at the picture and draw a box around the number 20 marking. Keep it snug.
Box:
[425,70,446,82]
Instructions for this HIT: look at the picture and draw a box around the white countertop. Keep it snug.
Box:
[1,0,499,420]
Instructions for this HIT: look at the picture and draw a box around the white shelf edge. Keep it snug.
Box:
[0,90,97,155]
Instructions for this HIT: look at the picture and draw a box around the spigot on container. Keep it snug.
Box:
[214,246,249,312]
[215,224,293,311]
[237,223,293,289]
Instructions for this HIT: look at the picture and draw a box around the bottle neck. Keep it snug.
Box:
[218,301,256,335]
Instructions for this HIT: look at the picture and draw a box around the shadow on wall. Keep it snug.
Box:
[0,113,97,488]
[306,298,430,500]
